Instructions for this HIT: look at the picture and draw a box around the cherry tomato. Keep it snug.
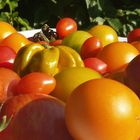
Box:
[128,28,140,43]
[89,25,118,47]
[14,72,56,96]
[56,17,77,39]
[0,21,17,41]
[80,36,103,59]
[0,32,31,53]
[83,57,108,75]
[0,46,16,69]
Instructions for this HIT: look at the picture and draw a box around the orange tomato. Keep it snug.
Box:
[97,42,139,73]
[0,32,31,53]
[88,25,118,47]
[65,78,140,140]
[0,21,17,41]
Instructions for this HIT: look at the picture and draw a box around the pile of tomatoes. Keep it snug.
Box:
[0,18,140,140]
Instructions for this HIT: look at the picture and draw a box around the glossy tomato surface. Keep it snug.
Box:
[128,28,140,43]
[14,72,56,96]
[56,17,77,39]
[0,32,31,53]
[97,42,139,73]
[65,78,140,140]
[80,36,103,59]
[89,25,118,47]
[0,21,16,41]
[0,46,16,69]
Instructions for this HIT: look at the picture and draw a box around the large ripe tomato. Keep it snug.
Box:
[80,36,103,59]
[0,32,31,53]
[65,78,140,140]
[0,21,17,41]
[88,25,118,47]
[0,94,73,140]
[127,28,140,43]
[97,42,139,73]
[14,72,56,96]
[56,17,77,39]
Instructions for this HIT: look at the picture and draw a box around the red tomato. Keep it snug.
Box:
[0,46,16,69]
[0,94,73,140]
[128,28,140,43]
[14,72,56,96]
[84,57,108,75]
[56,17,77,39]
[49,39,62,46]
[80,36,103,59]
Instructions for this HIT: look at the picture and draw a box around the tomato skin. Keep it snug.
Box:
[65,78,140,140]
[0,94,73,140]
[128,28,140,43]
[0,21,17,41]
[0,32,31,53]
[14,72,56,96]
[0,46,16,69]
[83,57,108,75]
[80,36,103,59]
[56,17,77,39]
[89,25,118,47]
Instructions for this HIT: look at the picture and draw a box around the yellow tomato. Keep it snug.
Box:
[89,25,118,47]
[51,67,102,102]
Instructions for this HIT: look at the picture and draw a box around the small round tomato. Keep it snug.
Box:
[0,46,16,69]
[0,21,17,41]
[14,72,56,96]
[56,17,77,39]
[83,57,108,75]
[80,36,103,59]
[89,25,118,47]
[0,32,31,53]
[128,28,140,43]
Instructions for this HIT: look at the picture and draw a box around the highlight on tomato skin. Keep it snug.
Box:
[13,72,56,96]
[56,17,78,39]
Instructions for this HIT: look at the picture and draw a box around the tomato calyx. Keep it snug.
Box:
[0,115,13,132]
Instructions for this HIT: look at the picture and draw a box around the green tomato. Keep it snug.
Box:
[62,30,92,53]
[51,67,102,102]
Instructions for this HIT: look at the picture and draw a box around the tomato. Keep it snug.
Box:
[0,21,17,41]
[80,36,103,59]
[0,32,31,53]
[128,28,140,43]
[97,42,139,73]
[0,94,73,140]
[51,67,101,102]
[56,17,77,39]
[83,57,108,75]
[131,41,140,52]
[65,78,140,140]
[0,46,16,69]
[49,39,62,46]
[0,68,20,100]
[14,72,56,96]
[89,25,118,47]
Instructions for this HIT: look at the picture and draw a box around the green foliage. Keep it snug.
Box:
[0,0,140,36]
[0,0,31,31]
